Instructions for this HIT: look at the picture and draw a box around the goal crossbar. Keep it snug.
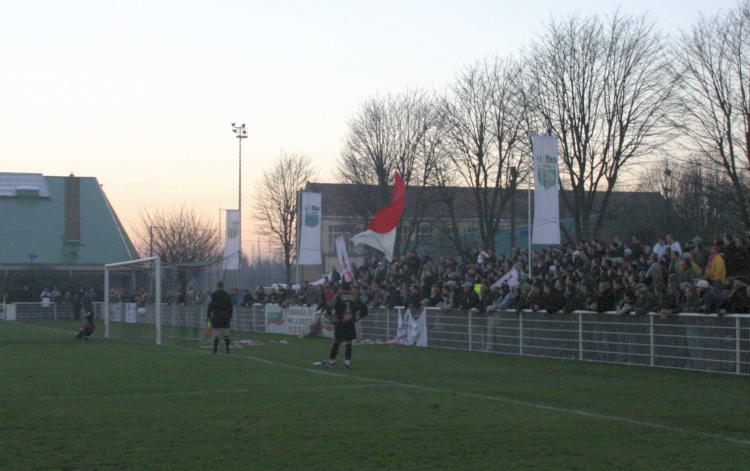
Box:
[104,256,162,345]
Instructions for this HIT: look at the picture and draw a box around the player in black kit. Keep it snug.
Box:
[314,282,368,369]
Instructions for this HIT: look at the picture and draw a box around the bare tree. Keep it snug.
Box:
[252,151,317,284]
[335,88,435,258]
[526,10,673,241]
[640,157,745,239]
[136,204,222,300]
[137,204,221,263]
[672,1,750,230]
[436,56,526,252]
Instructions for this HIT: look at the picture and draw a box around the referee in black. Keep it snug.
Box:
[207,280,234,354]
[316,282,368,369]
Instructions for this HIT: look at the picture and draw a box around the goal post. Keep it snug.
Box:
[104,256,162,345]
[104,256,226,346]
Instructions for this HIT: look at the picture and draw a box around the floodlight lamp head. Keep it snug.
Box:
[231,123,235,126]
[241,123,245,128]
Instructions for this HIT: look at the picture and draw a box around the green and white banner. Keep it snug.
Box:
[264,304,320,336]
[223,209,241,270]
[531,135,561,245]
[298,192,322,265]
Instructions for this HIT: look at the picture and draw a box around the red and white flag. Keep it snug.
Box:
[351,173,406,262]
[335,236,355,282]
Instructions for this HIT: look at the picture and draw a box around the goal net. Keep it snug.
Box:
[104,256,225,345]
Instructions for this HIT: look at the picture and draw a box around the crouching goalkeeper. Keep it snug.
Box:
[315,282,368,369]
[74,313,95,341]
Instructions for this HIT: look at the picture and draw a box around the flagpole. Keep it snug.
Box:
[528,132,534,279]
[295,190,302,286]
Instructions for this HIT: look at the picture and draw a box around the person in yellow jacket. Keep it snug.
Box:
[704,245,726,290]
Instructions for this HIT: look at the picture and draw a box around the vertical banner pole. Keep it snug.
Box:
[104,266,110,339]
[155,256,162,345]
[527,132,534,277]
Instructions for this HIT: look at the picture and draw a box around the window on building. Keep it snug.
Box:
[328,225,355,253]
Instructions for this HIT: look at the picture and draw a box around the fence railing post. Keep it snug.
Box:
[736,316,741,375]
[649,314,655,367]
[387,308,391,341]
[468,310,473,351]
[519,311,524,356]
[578,312,583,360]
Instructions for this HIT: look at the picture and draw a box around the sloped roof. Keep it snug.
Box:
[0,173,138,266]
[304,181,666,222]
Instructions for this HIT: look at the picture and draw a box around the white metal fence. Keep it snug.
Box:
[17,302,745,375]
[9,302,75,320]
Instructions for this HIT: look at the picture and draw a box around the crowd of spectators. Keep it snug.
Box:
[240,233,750,318]
[99,233,750,320]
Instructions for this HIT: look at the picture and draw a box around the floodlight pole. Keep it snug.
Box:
[232,123,247,291]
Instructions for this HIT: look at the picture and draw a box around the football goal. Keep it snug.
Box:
[104,256,225,345]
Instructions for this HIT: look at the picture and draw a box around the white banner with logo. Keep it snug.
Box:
[109,303,122,323]
[223,209,241,270]
[125,303,137,323]
[531,135,561,245]
[264,304,320,336]
[298,192,322,265]
[394,308,428,347]
[335,236,355,282]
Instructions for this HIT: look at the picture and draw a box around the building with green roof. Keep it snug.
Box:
[0,172,138,275]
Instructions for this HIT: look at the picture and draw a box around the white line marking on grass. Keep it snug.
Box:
[0,384,393,402]
[219,350,750,447]
[12,330,749,447]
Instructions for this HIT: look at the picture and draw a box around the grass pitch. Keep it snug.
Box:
[1,320,750,470]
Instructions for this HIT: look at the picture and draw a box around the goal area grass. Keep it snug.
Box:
[2,320,750,470]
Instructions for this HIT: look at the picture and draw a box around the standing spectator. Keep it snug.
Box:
[692,242,710,270]
[666,234,682,258]
[40,288,51,307]
[654,284,678,320]
[50,286,62,305]
[73,288,84,321]
[723,234,741,277]
[82,289,95,318]
[720,280,750,315]
[594,282,617,313]
[645,254,663,287]
[653,236,667,262]
[705,246,727,290]
[633,284,657,316]
[677,253,700,283]
[406,284,422,309]
[695,279,722,314]
[459,281,480,311]
[425,286,445,307]
[540,282,565,313]
[207,281,234,354]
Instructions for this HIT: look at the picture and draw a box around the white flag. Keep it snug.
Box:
[394,308,428,347]
[531,135,561,245]
[491,267,519,289]
[298,192,322,265]
[334,236,355,282]
[223,209,240,270]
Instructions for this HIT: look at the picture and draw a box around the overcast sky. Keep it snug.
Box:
[0,0,737,247]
